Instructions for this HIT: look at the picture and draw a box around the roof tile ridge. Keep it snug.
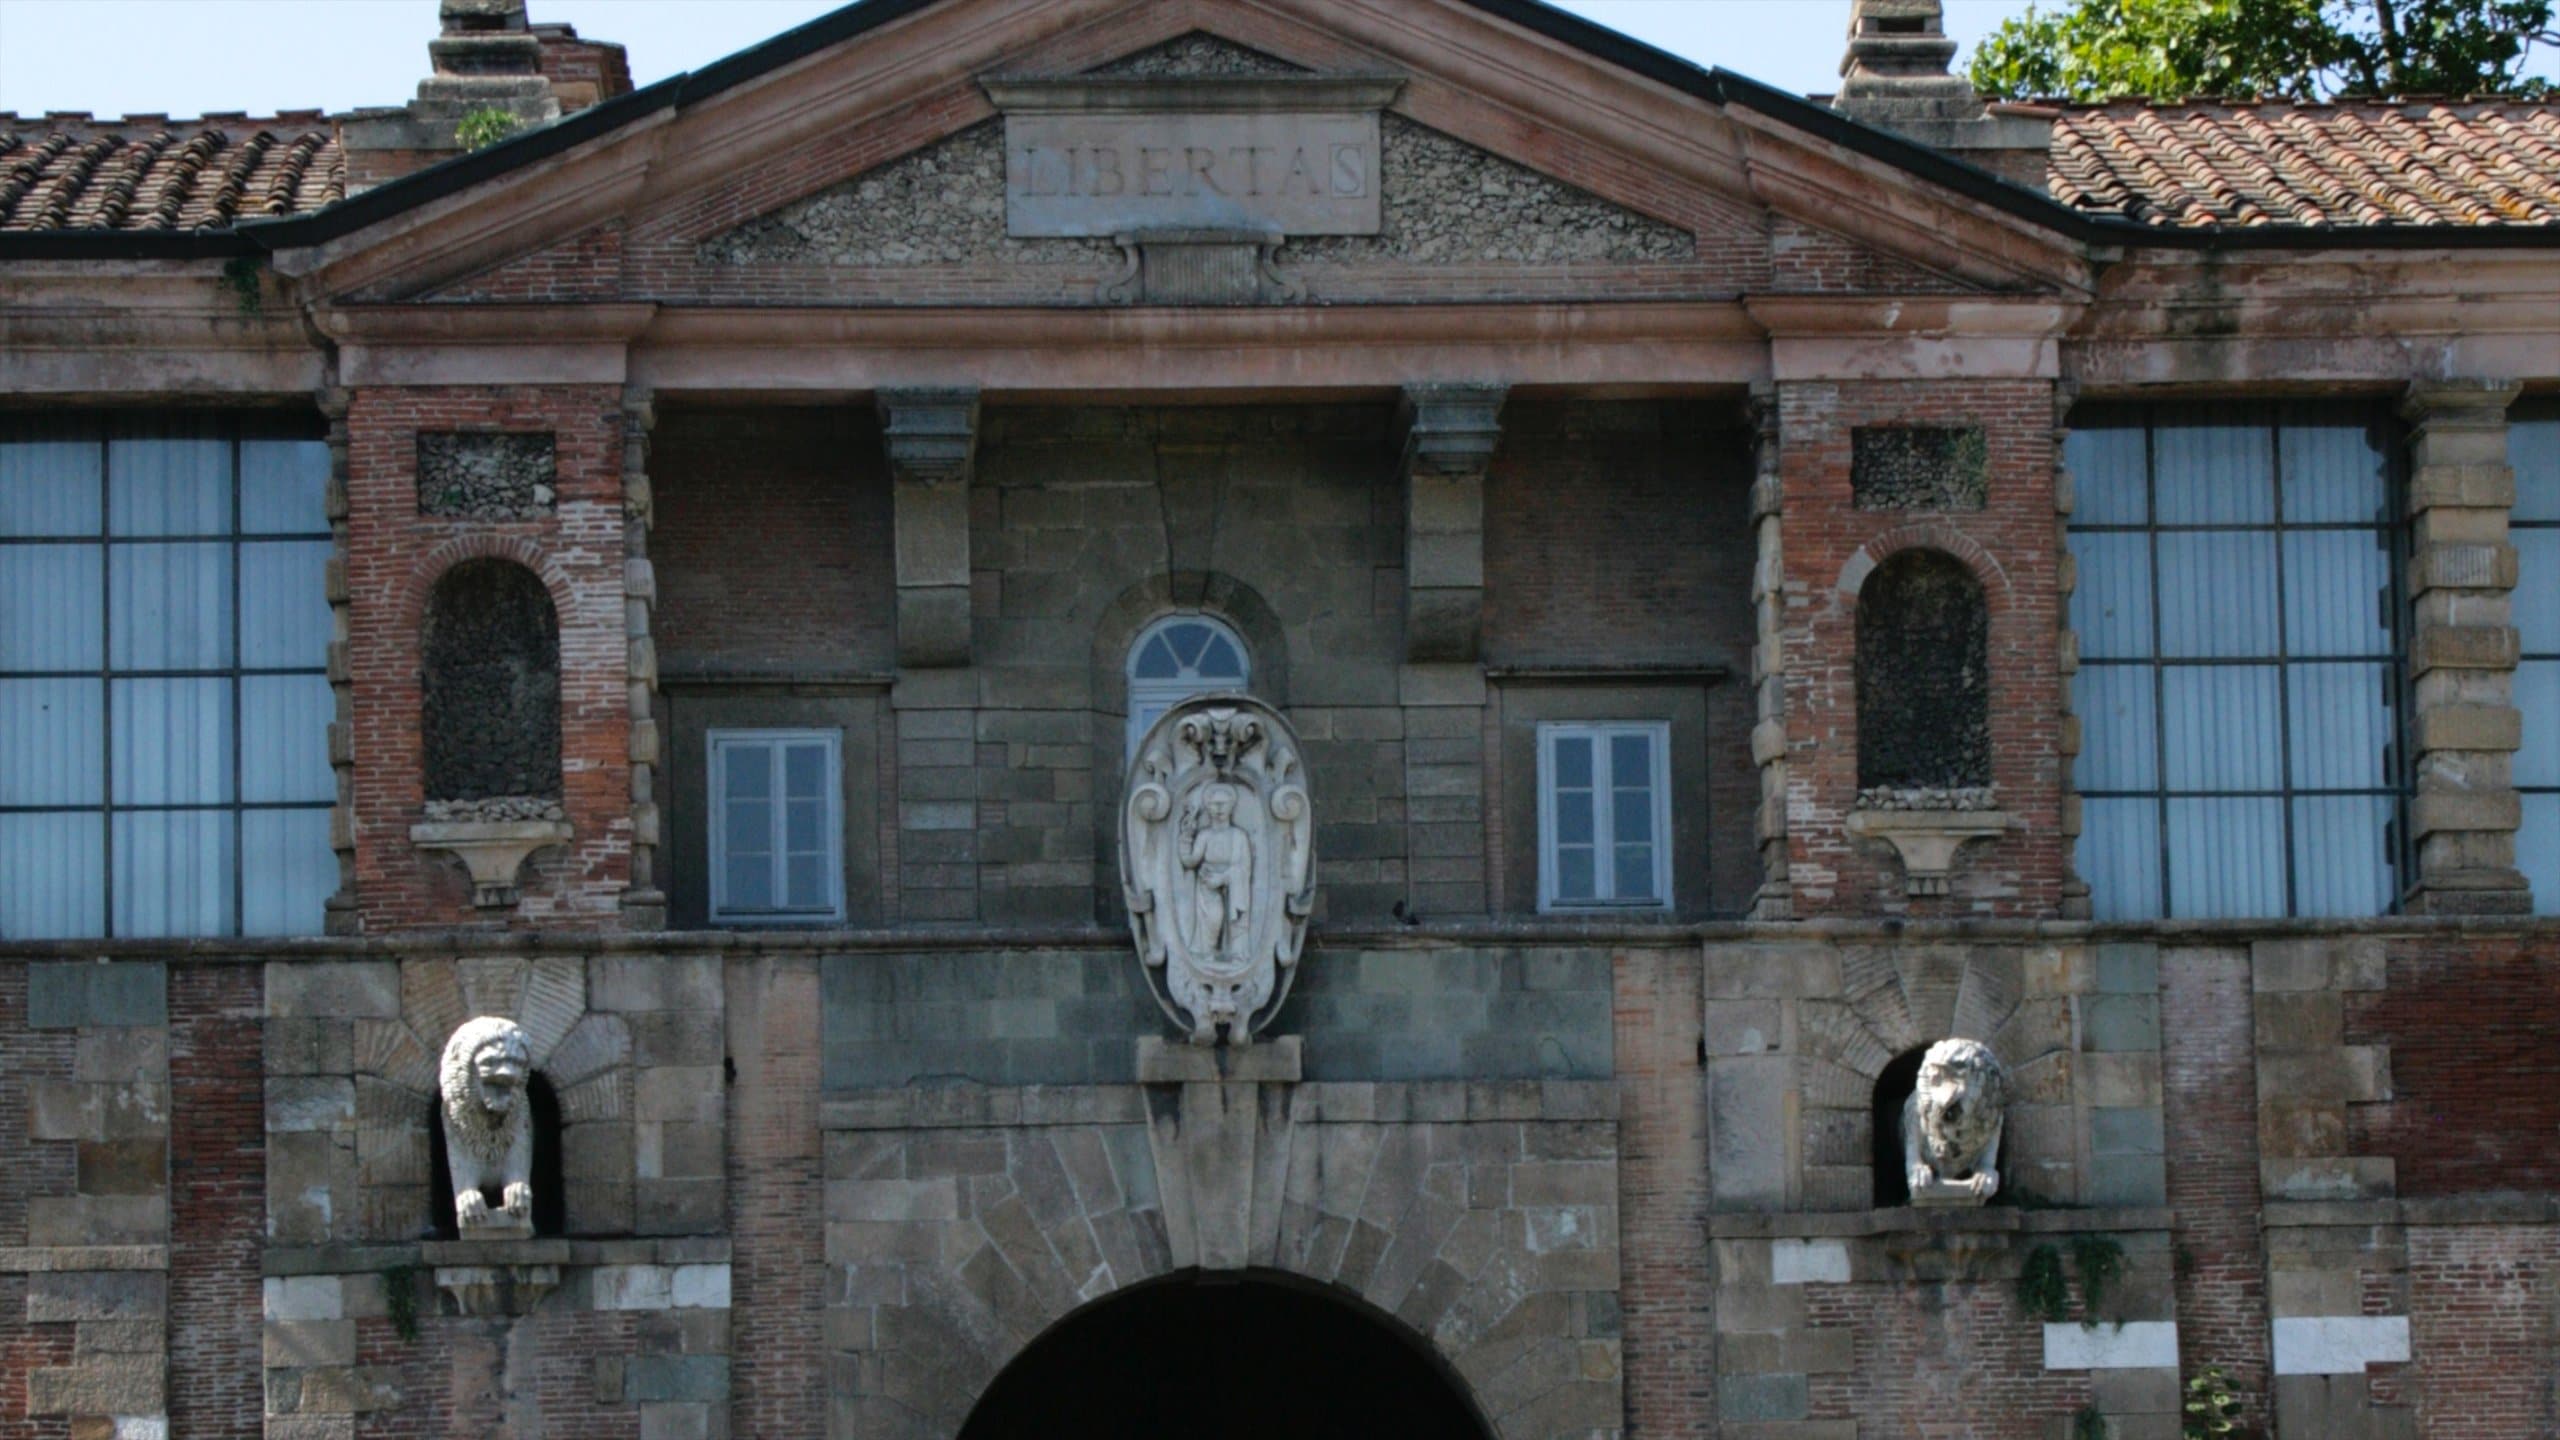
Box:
[2166,111,2286,224]
[94,130,177,229]
[2047,121,2151,222]
[150,131,222,231]
[0,132,73,228]
[2258,111,2397,224]
[2276,110,2437,224]
[2330,108,2484,224]
[264,131,328,216]
[2390,106,2555,223]
[2066,110,2182,225]
[2121,108,2242,226]
[2224,108,2361,226]
[33,133,121,230]
[207,130,274,227]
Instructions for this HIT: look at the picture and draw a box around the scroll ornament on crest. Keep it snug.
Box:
[1122,696,1315,1045]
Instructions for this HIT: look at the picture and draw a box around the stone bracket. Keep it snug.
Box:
[1104,229,1303,307]
[1846,809,2012,896]
[1397,383,1508,663]
[879,387,983,669]
[433,1263,560,1318]
[1139,1036,1300,1271]
[409,819,573,908]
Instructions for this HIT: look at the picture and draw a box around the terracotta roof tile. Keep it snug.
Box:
[2049,99,2560,228]
[0,114,342,232]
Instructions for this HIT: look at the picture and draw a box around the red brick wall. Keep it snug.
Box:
[2161,947,2270,1425]
[167,963,266,1440]
[343,385,634,930]
[1485,400,1762,912]
[1804,1283,2087,1436]
[356,1306,645,1440]
[0,965,70,1440]
[1776,380,2066,916]
[2348,935,2560,1195]
[2406,1224,2560,1436]
[728,956,827,1435]
[651,407,895,676]
[1613,946,1711,1439]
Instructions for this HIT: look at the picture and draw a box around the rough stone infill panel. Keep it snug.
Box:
[1851,426,1988,511]
[1854,549,1991,792]
[1083,32,1308,77]
[821,1103,1620,1440]
[421,558,563,803]
[416,431,556,520]
[1281,116,1695,267]
[698,122,1118,268]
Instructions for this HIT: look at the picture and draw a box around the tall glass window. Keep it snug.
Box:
[2512,403,2560,914]
[0,413,335,938]
[1125,614,1250,758]
[2068,403,2406,919]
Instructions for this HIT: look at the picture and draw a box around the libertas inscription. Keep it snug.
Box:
[984,74,1404,238]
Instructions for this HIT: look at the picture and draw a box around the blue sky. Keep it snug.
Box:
[0,1,2056,119]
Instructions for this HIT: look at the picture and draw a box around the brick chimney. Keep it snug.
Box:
[345,0,626,192]
[1831,0,2053,189]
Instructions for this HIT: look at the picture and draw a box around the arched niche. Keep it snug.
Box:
[425,1071,566,1239]
[421,557,563,805]
[1870,1045,1929,1208]
[1854,548,1990,794]
[958,1270,1492,1440]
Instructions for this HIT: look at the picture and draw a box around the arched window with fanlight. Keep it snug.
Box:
[1126,614,1250,757]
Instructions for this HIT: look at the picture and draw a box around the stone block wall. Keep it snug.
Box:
[0,930,2554,1438]
[821,943,1617,1091]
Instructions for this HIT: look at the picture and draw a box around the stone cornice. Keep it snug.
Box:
[1746,296,2083,381]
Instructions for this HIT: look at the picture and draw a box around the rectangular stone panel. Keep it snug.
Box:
[1003,113,1382,237]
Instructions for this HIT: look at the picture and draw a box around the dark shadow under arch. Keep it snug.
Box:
[1872,1045,1928,1208]
[959,1269,1493,1440]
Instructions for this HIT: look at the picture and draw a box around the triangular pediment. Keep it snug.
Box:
[296,0,2088,306]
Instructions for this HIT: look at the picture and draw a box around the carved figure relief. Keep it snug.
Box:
[440,1016,537,1236]
[1901,1037,2007,1206]
[1123,696,1314,1045]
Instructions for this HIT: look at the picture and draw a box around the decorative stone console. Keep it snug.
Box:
[409,816,575,907]
[1846,806,2013,896]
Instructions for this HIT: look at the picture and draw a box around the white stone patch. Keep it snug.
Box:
[595,1263,732,1311]
[1770,1239,1851,1286]
[113,1418,167,1440]
[2043,1321,2180,1370]
[262,1275,343,1321]
[670,1263,731,1310]
[2273,1315,2410,1375]
[1523,1207,1599,1254]
[593,1264,674,1311]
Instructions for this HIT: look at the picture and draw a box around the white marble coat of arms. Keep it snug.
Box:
[1122,695,1314,1045]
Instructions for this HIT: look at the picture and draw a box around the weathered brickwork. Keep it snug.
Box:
[2347,937,2560,1195]
[168,964,267,1440]
[1776,380,2066,914]
[343,387,634,929]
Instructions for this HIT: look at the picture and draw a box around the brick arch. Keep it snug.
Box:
[1797,946,2044,1080]
[1833,523,2013,612]
[395,534,586,633]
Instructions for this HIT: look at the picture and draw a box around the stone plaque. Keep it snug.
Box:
[985,76,1403,239]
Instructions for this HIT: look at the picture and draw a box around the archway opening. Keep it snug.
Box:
[1872,1045,1929,1208]
[958,1270,1492,1440]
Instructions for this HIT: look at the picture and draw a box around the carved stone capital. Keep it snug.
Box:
[1847,808,2011,897]
[1397,383,1507,663]
[410,819,573,908]
[878,388,982,668]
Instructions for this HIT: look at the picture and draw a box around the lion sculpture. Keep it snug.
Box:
[440,1016,536,1236]
[1901,1037,2007,1207]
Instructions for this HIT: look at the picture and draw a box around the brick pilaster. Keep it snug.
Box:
[2401,381,2528,914]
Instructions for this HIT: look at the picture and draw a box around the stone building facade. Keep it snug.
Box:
[2,0,2558,1436]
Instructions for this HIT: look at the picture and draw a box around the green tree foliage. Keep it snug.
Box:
[1967,0,2557,100]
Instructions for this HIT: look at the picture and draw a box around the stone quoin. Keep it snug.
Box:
[1,0,2558,1436]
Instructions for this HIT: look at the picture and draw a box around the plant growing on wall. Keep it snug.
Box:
[2071,1234,2128,1329]
[456,107,524,150]
[2183,1365,2241,1437]
[2019,1243,2072,1323]
[382,1264,422,1342]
